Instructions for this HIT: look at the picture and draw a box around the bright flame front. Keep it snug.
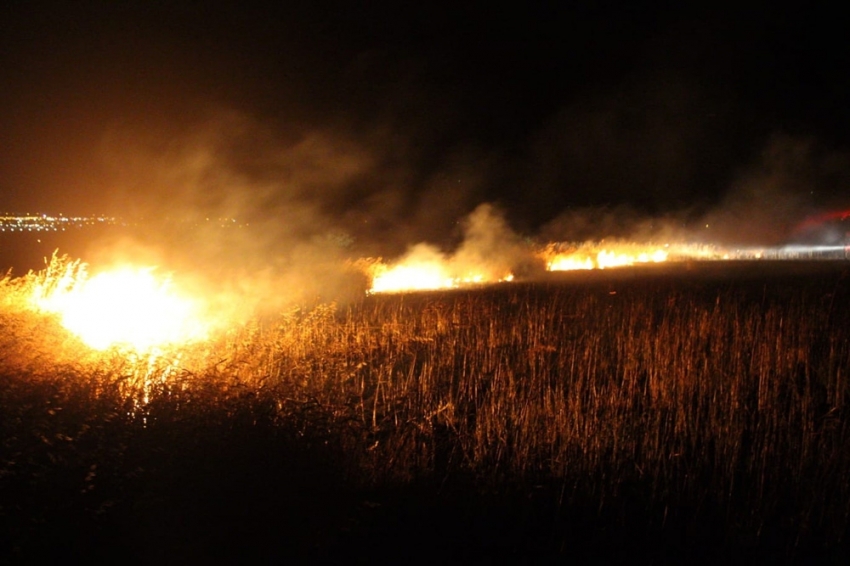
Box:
[370,262,456,293]
[34,264,210,351]
[543,244,670,271]
[366,258,514,293]
[369,263,514,293]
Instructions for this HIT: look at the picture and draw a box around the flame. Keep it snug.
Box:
[540,242,745,271]
[547,255,595,271]
[369,261,514,293]
[542,243,670,271]
[364,245,514,294]
[366,240,727,291]
[33,261,211,351]
[370,261,456,293]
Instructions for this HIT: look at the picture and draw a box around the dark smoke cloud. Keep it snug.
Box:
[539,205,691,245]
[699,134,850,245]
[506,72,742,228]
[536,133,850,248]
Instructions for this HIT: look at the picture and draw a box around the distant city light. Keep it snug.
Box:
[0,214,245,232]
[0,214,117,232]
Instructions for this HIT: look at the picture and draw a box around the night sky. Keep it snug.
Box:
[2,2,850,249]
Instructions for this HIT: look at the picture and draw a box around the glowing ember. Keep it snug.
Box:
[33,263,210,351]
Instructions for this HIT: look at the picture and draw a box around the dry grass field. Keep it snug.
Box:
[2,260,850,563]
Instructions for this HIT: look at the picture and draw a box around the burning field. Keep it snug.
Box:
[2,248,850,562]
[5,1,850,561]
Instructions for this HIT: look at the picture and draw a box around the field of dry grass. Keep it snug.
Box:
[2,261,850,562]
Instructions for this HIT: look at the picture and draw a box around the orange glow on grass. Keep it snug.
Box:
[33,261,211,351]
